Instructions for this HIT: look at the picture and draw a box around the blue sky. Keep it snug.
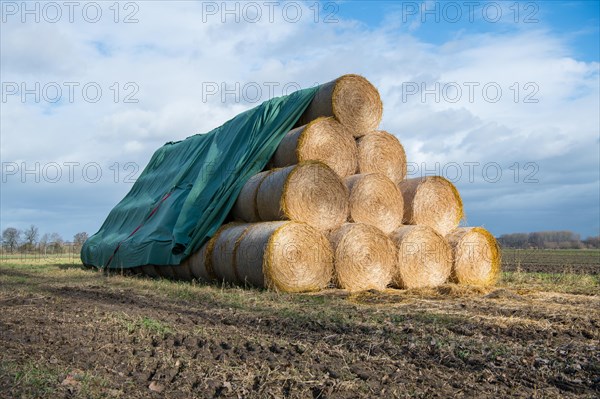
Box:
[339,1,599,62]
[1,0,599,241]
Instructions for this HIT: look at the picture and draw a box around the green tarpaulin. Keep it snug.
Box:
[81,85,320,268]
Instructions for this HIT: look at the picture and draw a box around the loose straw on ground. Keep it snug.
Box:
[389,225,452,289]
[271,117,357,178]
[297,74,383,137]
[446,227,501,286]
[235,221,333,292]
[256,162,349,231]
[345,173,404,234]
[329,223,395,291]
[357,130,407,184]
[399,176,463,236]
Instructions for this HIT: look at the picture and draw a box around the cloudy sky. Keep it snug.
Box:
[1,0,599,242]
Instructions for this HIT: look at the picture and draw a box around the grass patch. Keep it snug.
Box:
[0,274,29,284]
[1,360,62,397]
[500,271,599,295]
[115,314,173,338]
[0,360,110,399]
[139,316,173,336]
[411,312,465,326]
[1,258,597,321]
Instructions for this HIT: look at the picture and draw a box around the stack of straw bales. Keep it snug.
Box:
[139,74,500,292]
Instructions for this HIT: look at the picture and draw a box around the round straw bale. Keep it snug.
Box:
[357,130,407,184]
[390,225,452,289]
[155,264,175,279]
[210,223,252,284]
[345,173,404,234]
[329,223,396,291]
[235,221,333,292]
[188,242,212,282]
[171,262,193,281]
[399,176,463,236]
[446,227,501,286]
[231,171,271,222]
[298,74,383,136]
[271,117,358,178]
[140,265,160,278]
[256,162,348,231]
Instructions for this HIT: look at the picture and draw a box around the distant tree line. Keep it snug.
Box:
[498,231,600,249]
[3,226,598,252]
[1,225,88,254]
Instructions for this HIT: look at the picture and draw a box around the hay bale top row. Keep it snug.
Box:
[297,74,384,136]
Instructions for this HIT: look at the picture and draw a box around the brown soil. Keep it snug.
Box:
[502,250,600,275]
[0,265,599,398]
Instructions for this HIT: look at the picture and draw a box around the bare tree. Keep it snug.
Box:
[73,232,89,247]
[583,236,600,249]
[49,232,64,253]
[23,225,39,250]
[499,230,585,249]
[497,233,529,248]
[39,233,49,252]
[2,228,21,253]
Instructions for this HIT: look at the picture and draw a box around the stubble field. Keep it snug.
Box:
[0,250,598,398]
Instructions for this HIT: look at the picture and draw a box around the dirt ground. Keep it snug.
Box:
[502,249,600,275]
[0,261,599,398]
